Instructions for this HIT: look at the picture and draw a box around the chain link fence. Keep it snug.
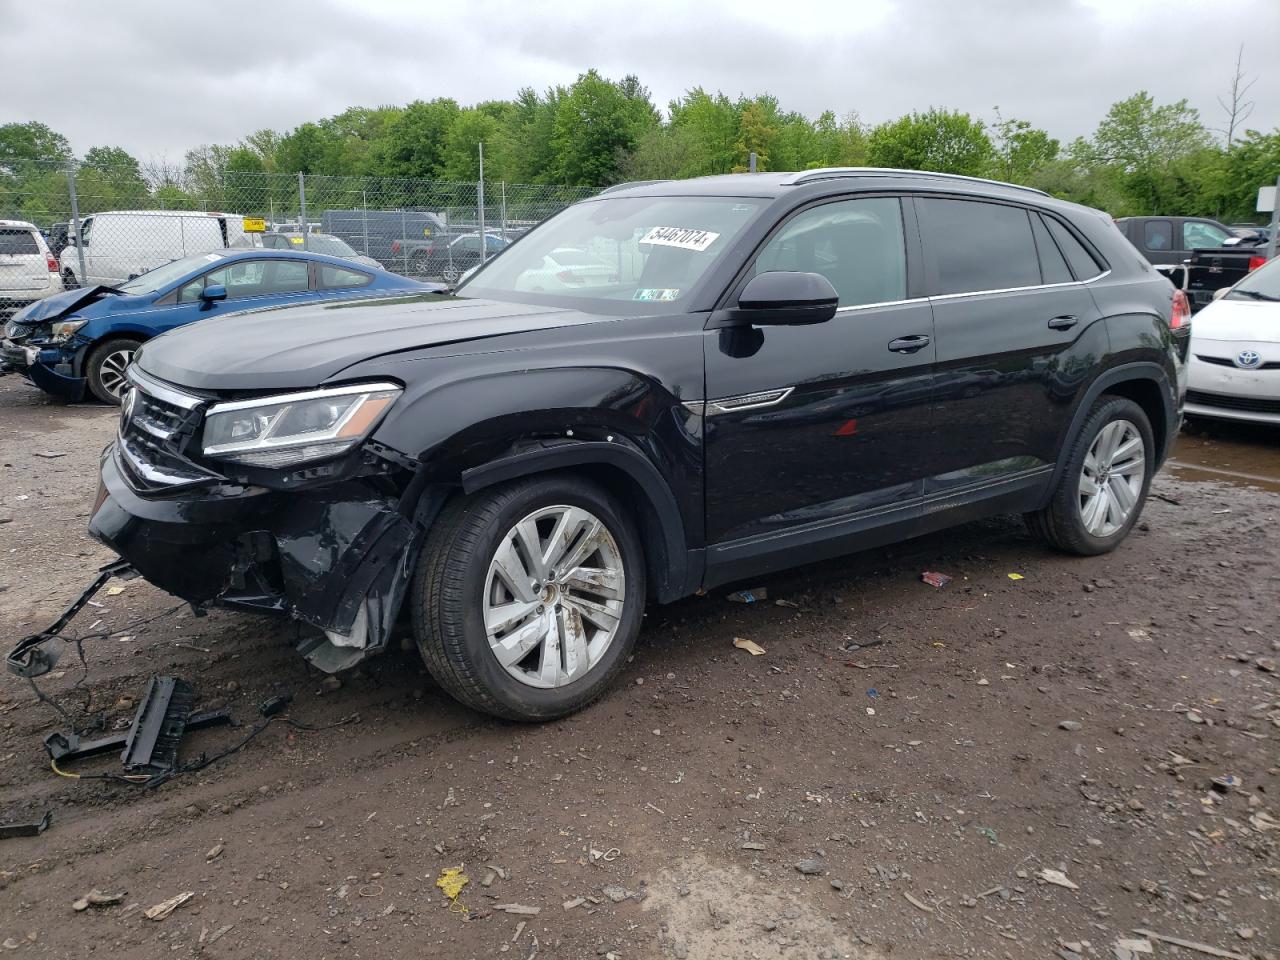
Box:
[0,160,595,290]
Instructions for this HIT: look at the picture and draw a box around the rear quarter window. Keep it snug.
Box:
[1045,217,1106,280]
[318,265,373,290]
[0,229,40,255]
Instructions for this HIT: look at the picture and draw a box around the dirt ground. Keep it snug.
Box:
[1,374,1277,960]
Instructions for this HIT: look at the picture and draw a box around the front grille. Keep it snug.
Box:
[1185,389,1280,415]
[117,376,222,491]
[4,320,33,342]
[1196,354,1280,370]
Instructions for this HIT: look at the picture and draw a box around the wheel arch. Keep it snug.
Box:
[77,331,149,378]
[458,440,701,603]
[1045,361,1177,501]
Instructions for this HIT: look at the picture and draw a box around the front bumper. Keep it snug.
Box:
[1186,347,1280,424]
[0,338,86,400]
[89,442,426,671]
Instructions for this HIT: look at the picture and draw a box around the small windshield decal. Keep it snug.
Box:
[204,253,223,262]
[633,288,680,302]
[639,226,720,252]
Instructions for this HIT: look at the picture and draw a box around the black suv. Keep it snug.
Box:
[73,169,1189,721]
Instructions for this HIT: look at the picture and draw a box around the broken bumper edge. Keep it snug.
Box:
[87,444,424,672]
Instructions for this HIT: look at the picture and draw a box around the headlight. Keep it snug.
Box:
[50,319,88,342]
[202,382,401,467]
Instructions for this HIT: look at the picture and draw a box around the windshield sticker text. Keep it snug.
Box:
[639,227,720,253]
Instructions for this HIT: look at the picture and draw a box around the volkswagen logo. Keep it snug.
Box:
[119,386,137,433]
[1235,350,1262,370]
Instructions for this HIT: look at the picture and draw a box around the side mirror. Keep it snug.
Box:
[1212,287,1230,301]
[201,283,228,304]
[721,272,838,326]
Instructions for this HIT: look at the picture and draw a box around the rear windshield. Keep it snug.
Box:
[0,229,40,255]
[459,196,764,314]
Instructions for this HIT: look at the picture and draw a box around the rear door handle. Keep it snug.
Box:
[887,335,931,354]
[1047,315,1078,330]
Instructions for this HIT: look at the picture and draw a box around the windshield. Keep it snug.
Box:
[118,252,229,295]
[459,195,764,313]
[1226,256,1280,302]
[303,235,358,257]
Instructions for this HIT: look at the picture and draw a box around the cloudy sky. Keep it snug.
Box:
[4,0,1277,160]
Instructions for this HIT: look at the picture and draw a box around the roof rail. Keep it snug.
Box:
[597,179,671,195]
[781,167,1050,197]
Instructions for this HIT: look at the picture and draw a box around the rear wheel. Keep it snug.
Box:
[1026,396,1154,555]
[86,337,142,405]
[411,475,645,721]
[61,269,79,291]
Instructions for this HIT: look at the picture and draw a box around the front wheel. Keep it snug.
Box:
[86,337,142,405]
[411,475,645,721]
[1025,396,1155,555]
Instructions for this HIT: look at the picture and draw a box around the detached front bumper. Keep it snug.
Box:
[89,442,426,671]
[0,338,86,400]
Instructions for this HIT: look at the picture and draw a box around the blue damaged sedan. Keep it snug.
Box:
[0,249,434,403]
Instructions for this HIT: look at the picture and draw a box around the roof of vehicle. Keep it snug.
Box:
[203,248,388,270]
[81,210,240,218]
[599,168,1059,203]
[0,219,39,230]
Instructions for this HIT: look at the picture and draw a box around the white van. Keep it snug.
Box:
[59,211,246,288]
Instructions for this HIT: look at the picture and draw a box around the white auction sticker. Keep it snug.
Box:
[639,226,720,252]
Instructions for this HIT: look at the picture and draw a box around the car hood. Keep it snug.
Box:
[11,285,124,324]
[135,293,613,391]
[1192,297,1280,344]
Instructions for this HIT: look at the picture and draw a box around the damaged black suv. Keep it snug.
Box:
[72,170,1187,721]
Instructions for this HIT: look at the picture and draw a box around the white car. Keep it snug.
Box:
[513,247,617,292]
[1186,255,1280,424]
[0,220,62,317]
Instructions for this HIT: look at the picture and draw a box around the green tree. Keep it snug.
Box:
[733,100,779,171]
[79,146,149,209]
[439,108,502,182]
[0,121,72,177]
[990,110,1059,183]
[1077,91,1213,214]
[550,69,657,186]
[867,108,994,175]
[668,89,741,176]
[371,98,460,178]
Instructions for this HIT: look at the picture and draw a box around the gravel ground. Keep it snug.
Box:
[0,374,1277,960]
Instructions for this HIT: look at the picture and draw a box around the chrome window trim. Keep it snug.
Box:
[834,296,928,314]
[926,272,1111,303]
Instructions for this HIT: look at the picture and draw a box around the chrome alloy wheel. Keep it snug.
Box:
[482,505,626,689]
[1078,419,1145,537]
[98,347,136,399]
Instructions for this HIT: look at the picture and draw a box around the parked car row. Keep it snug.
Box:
[1114,215,1271,311]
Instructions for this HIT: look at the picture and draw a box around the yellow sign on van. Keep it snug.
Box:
[243,217,267,233]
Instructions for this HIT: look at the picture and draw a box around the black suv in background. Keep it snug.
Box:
[69,169,1188,722]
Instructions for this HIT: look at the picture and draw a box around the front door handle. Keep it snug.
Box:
[888,335,931,354]
[1047,315,1078,330]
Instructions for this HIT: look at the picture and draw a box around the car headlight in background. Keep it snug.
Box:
[50,319,88,342]
[202,382,402,467]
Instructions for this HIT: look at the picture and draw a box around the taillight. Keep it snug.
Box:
[1248,255,1267,272]
[1170,290,1191,331]
[556,270,585,285]
[45,252,58,272]
[391,240,401,253]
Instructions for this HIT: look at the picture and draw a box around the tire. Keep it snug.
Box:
[61,269,79,291]
[411,474,645,721]
[441,264,461,284]
[1025,395,1155,555]
[86,337,143,405]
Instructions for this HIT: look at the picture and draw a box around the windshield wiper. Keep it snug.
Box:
[1232,289,1280,302]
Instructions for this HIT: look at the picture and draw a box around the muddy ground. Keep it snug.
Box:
[0,374,1277,960]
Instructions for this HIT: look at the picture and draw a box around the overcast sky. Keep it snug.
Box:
[4,0,1277,161]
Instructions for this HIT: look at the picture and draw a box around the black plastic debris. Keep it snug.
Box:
[0,810,52,840]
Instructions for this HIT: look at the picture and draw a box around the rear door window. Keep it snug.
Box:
[317,265,373,290]
[0,229,40,255]
[917,198,1040,295]
[1142,220,1172,252]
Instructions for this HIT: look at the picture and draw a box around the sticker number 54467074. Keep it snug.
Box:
[639,226,720,252]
